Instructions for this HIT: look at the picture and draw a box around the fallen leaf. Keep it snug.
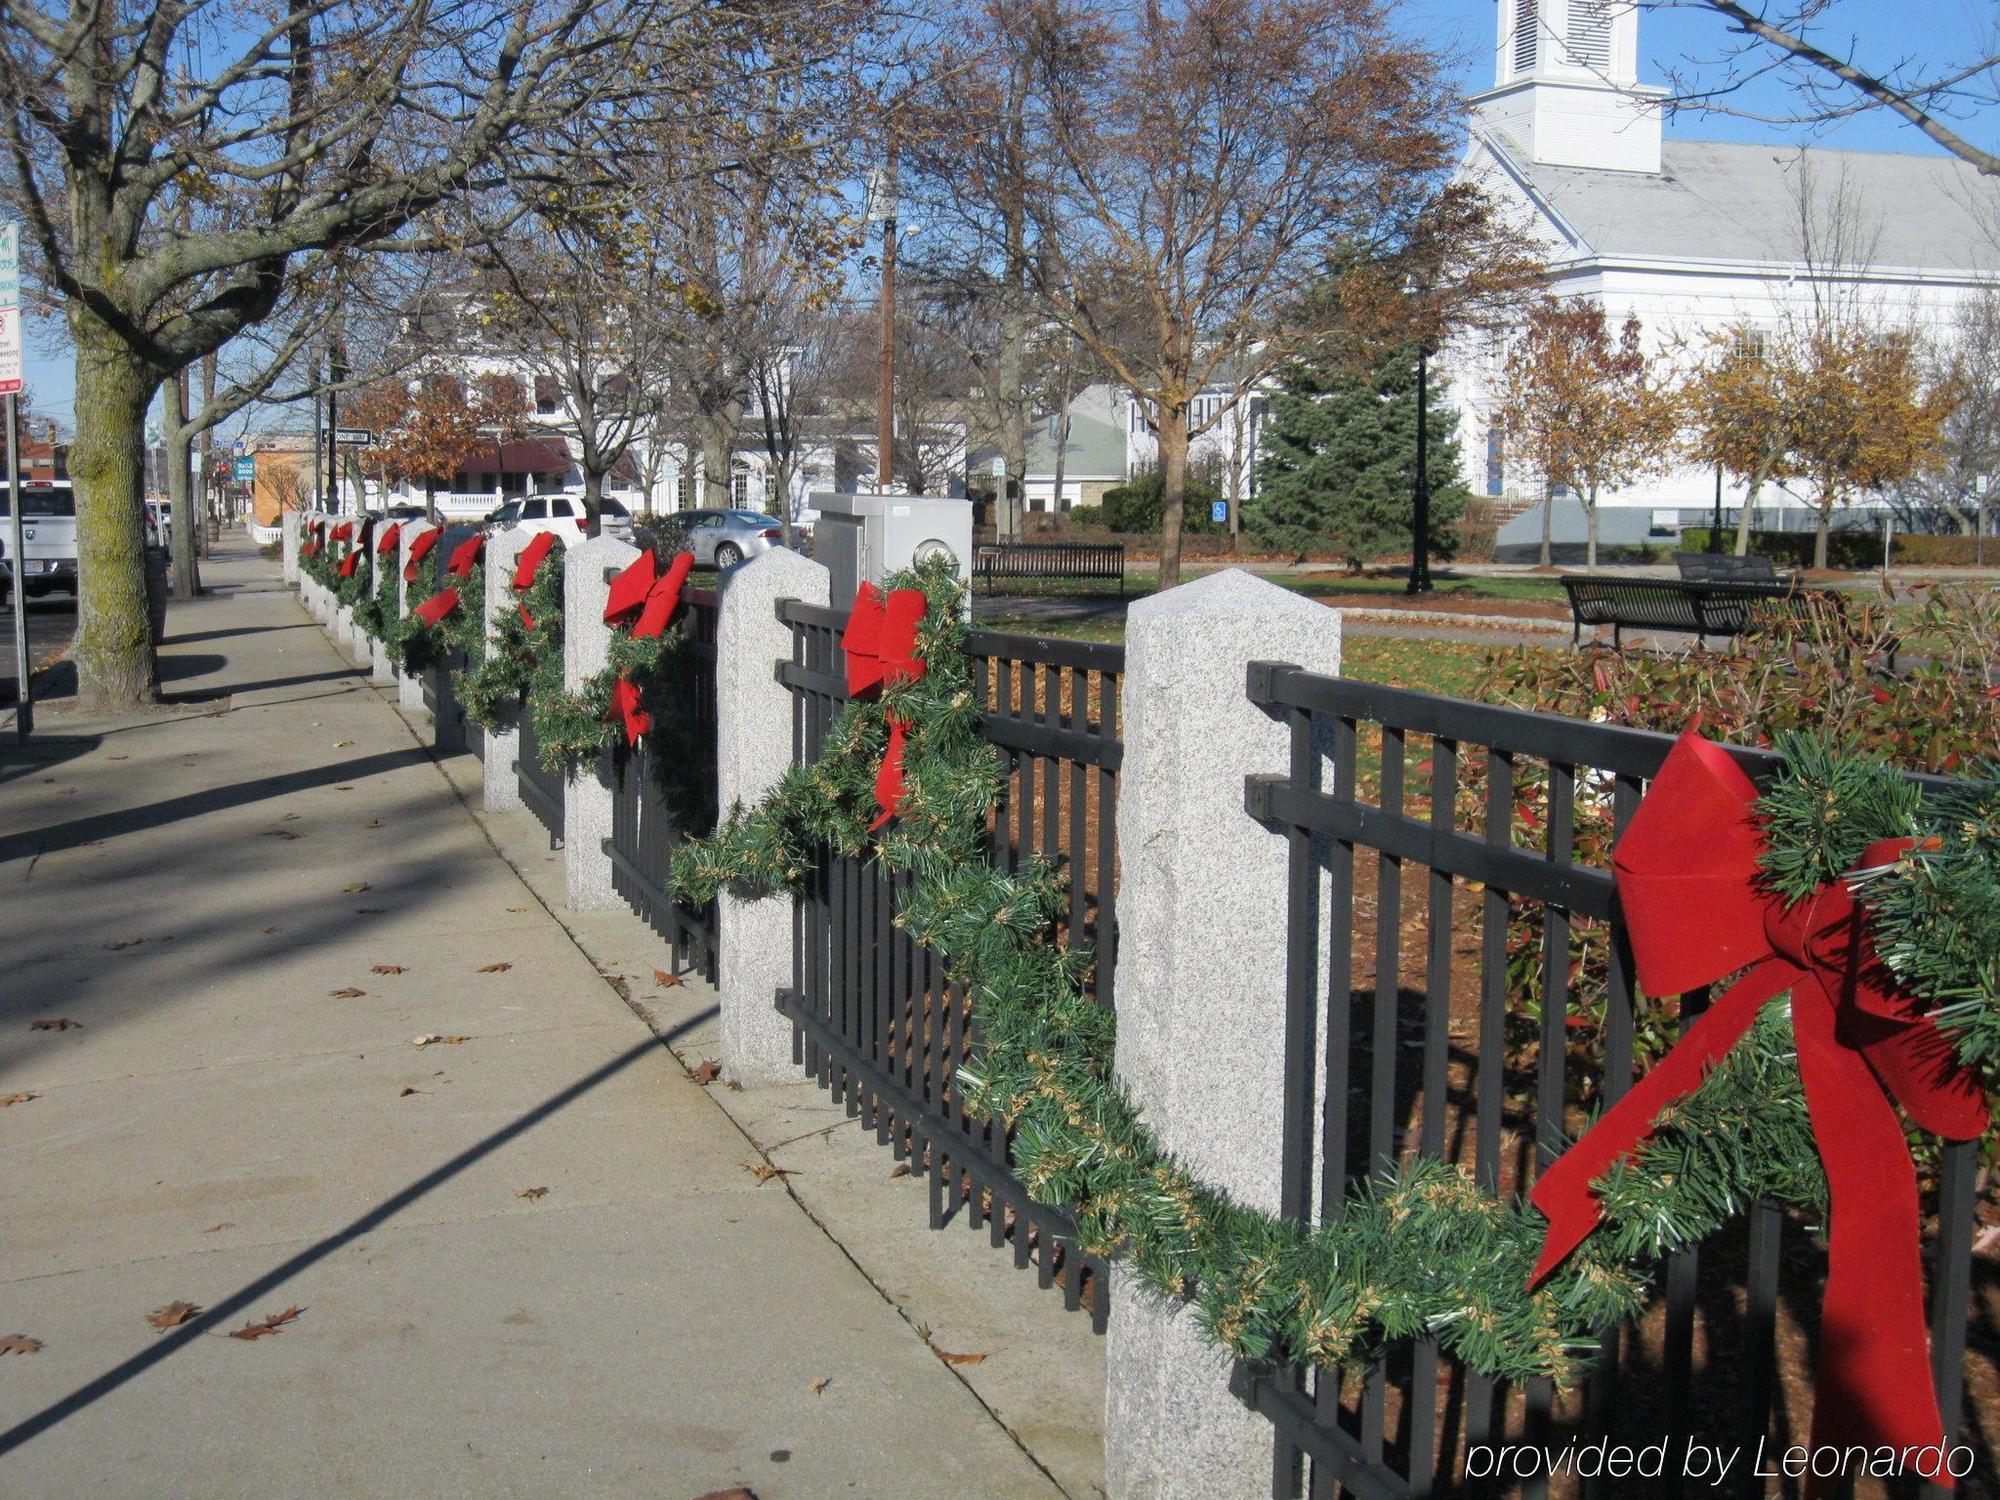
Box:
[888,1163,911,1180]
[262,925,279,934]
[205,1222,234,1233]
[411,1034,470,1048]
[398,1086,420,1097]
[692,1060,721,1086]
[0,1092,38,1108]
[653,969,684,988]
[689,1490,759,1500]
[342,882,371,894]
[280,813,300,823]
[333,784,355,791]
[934,1349,988,1367]
[808,1377,831,1397]
[264,828,302,840]
[109,754,129,761]
[370,964,408,975]
[356,907,386,914]
[515,1186,549,1201]
[30,1018,80,1031]
[147,1301,202,1329]
[328,987,366,999]
[102,939,144,951]
[504,906,530,913]
[364,819,382,829]
[228,1306,303,1340]
[477,962,512,973]
[0,1335,44,1355]
[743,1162,793,1184]
[333,739,353,748]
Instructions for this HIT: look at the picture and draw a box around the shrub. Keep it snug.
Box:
[1099,469,1222,534]
[1065,504,1104,529]
[1679,527,1991,570]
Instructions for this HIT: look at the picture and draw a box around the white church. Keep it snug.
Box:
[1446,0,1998,551]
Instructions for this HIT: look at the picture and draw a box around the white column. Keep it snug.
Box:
[281,512,301,584]
[714,548,831,1082]
[482,526,532,812]
[1103,568,1340,1500]
[563,533,638,911]
[397,520,438,711]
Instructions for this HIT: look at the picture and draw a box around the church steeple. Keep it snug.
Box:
[1472,0,1663,174]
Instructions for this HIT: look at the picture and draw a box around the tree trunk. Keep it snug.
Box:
[167,368,199,599]
[1814,500,1832,570]
[582,465,604,539]
[197,353,218,555]
[996,53,1029,542]
[1157,404,1190,590]
[701,411,735,508]
[1050,410,1071,525]
[1585,484,1599,570]
[1538,484,1553,568]
[69,320,164,710]
[1735,449,1778,556]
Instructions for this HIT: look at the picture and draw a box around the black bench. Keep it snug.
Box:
[1674,552,1782,584]
[973,541,1124,593]
[1561,575,1837,649]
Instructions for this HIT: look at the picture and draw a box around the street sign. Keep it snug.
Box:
[233,456,257,482]
[333,428,375,447]
[0,223,20,397]
[1210,500,1229,525]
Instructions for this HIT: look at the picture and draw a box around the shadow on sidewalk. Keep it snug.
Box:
[0,1006,717,1459]
[0,746,431,863]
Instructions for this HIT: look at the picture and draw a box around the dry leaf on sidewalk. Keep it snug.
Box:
[653,969,684,988]
[147,1301,202,1329]
[205,1222,234,1233]
[888,1163,911,1180]
[262,925,279,934]
[808,1377,831,1397]
[370,965,408,975]
[342,882,371,893]
[0,1093,38,1108]
[934,1349,988,1367]
[364,819,382,829]
[333,740,353,748]
[477,962,512,973]
[411,1034,469,1048]
[102,938,144,950]
[229,1307,302,1340]
[742,1162,794,1184]
[263,828,302,840]
[0,1335,44,1355]
[692,1060,721,1086]
[30,1018,80,1031]
[516,1187,548,1201]
[398,1086,420,1097]
[688,1490,759,1500]
[328,987,366,999]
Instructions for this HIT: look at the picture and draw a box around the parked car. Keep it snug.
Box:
[677,509,787,568]
[481,494,633,541]
[373,503,429,522]
[0,480,78,598]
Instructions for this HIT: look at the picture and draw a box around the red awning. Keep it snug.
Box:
[460,440,570,476]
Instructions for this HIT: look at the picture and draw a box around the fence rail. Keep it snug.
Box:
[774,599,1122,1328]
[1241,664,1985,1500]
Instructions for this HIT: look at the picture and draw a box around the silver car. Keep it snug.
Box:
[680,509,787,568]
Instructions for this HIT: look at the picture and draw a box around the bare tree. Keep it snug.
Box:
[1654,1,2000,177]
[1908,290,2000,536]
[1015,0,1532,588]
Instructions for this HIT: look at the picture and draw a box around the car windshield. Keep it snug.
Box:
[0,488,77,518]
[728,511,779,527]
[600,498,630,517]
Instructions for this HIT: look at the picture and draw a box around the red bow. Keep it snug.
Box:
[376,522,401,556]
[403,528,439,581]
[338,549,361,578]
[840,583,928,829]
[600,552,696,746]
[301,540,319,558]
[446,533,485,577]
[513,532,558,591]
[604,550,656,625]
[519,603,536,631]
[413,587,460,626]
[329,521,352,542]
[1530,734,1986,1485]
[611,678,651,746]
[632,552,694,640]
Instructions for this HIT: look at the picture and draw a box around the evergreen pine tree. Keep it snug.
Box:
[1248,342,1471,567]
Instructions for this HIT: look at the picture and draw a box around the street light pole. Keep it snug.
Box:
[1407,337,1434,595]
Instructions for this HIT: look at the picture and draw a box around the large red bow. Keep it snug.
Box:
[413,587,460,626]
[337,549,361,578]
[403,527,440,581]
[1530,734,1986,1484]
[603,552,695,745]
[376,522,401,556]
[513,531,558,591]
[329,521,353,542]
[840,583,928,829]
[446,533,485,577]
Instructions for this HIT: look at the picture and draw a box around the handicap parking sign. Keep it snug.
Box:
[1210,500,1228,524]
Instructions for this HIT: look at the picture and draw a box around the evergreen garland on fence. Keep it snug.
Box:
[354,547,400,642]
[660,555,1995,1388]
[385,552,443,672]
[459,551,565,732]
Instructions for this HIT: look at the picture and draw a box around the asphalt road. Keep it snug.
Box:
[0,587,77,707]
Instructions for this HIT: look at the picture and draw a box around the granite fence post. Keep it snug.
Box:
[563,533,637,911]
[281,512,300,584]
[714,548,830,1083]
[397,520,437,712]
[482,526,532,812]
[1103,569,1341,1500]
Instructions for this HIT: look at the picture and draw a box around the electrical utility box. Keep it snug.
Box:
[810,491,973,606]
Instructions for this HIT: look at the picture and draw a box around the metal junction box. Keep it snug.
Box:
[810,491,972,606]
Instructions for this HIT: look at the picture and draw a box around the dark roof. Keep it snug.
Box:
[461,440,570,476]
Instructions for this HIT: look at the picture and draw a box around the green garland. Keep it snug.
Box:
[459,550,565,732]
[353,546,399,642]
[663,556,1995,1387]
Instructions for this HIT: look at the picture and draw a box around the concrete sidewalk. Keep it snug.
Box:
[0,539,1067,1498]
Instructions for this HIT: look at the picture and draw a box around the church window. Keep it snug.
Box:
[1512,0,1538,72]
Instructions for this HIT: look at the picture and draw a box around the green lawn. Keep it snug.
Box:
[978,566,1566,608]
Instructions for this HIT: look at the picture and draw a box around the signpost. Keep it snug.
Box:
[333,428,374,447]
[1,221,27,739]
[233,455,257,483]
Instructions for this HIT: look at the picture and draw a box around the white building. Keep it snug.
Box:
[1448,0,1999,549]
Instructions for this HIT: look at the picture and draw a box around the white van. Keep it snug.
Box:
[0,480,78,601]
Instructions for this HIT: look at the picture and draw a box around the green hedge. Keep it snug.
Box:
[1678,528,1986,569]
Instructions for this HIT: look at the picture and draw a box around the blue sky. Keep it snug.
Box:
[21,0,1974,434]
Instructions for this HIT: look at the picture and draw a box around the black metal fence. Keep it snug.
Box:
[605,588,721,983]
[1239,666,1987,1500]
[773,598,1123,1329]
[423,646,474,758]
[515,694,565,847]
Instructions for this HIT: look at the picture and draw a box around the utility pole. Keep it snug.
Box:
[5,392,26,738]
[325,344,347,512]
[1407,338,1434,594]
[876,134,898,493]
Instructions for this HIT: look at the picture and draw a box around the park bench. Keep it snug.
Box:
[973,541,1125,593]
[1561,574,1845,649]
[1674,552,1783,584]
